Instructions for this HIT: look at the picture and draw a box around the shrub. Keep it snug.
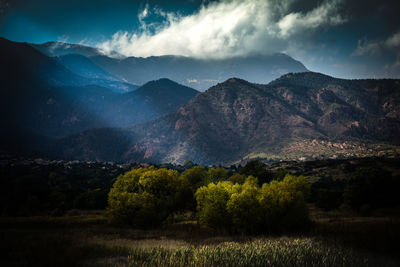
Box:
[73,188,108,210]
[195,181,233,230]
[240,160,273,185]
[344,167,400,212]
[195,174,310,233]
[227,177,263,233]
[181,166,209,192]
[107,167,187,227]
[207,167,228,183]
[229,173,247,184]
[311,177,344,211]
[259,174,310,232]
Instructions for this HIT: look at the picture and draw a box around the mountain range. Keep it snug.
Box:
[0,37,198,152]
[1,37,399,164]
[53,73,400,164]
[32,41,308,91]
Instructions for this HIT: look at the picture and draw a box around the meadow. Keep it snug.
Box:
[1,208,399,266]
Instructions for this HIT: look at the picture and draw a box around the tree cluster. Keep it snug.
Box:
[0,161,129,216]
[108,164,311,233]
[196,174,310,233]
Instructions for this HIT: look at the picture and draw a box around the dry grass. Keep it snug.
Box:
[1,209,400,266]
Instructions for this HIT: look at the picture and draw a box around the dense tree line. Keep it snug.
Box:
[107,162,310,233]
[2,157,399,222]
[196,175,310,233]
[0,161,135,216]
[311,167,400,214]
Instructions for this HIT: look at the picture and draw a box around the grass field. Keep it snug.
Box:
[1,208,400,266]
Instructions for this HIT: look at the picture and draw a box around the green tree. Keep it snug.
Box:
[107,166,187,227]
[195,181,234,230]
[240,160,273,185]
[227,177,262,233]
[195,174,310,233]
[208,167,228,183]
[229,173,247,184]
[259,174,310,232]
[181,166,209,192]
[344,167,399,212]
[311,177,344,211]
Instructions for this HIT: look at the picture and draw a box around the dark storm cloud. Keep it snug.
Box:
[0,0,399,78]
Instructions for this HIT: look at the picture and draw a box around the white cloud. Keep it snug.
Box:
[352,31,400,57]
[278,0,345,38]
[386,32,400,48]
[98,0,345,59]
[352,39,381,57]
[352,31,400,78]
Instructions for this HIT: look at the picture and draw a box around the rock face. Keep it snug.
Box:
[55,73,400,164]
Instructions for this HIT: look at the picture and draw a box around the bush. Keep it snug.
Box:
[311,177,344,211]
[259,174,310,232]
[195,181,233,230]
[240,160,273,185]
[181,166,209,192]
[195,174,310,233]
[344,167,400,212]
[73,188,108,210]
[227,177,263,233]
[229,173,247,184]
[107,167,188,227]
[207,167,228,183]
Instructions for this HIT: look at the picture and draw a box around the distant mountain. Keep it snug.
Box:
[54,54,138,93]
[54,73,400,164]
[89,53,309,91]
[31,41,308,91]
[0,38,198,151]
[31,41,122,58]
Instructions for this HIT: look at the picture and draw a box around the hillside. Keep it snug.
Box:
[53,73,400,164]
[0,38,198,153]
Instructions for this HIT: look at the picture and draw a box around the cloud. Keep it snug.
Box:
[352,31,400,57]
[278,0,345,38]
[386,32,400,48]
[352,31,400,78]
[98,0,346,59]
[352,40,382,57]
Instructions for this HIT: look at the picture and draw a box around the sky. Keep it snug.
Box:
[1,0,399,79]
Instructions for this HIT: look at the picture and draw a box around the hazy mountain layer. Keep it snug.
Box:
[31,41,122,58]
[0,38,198,151]
[54,54,138,93]
[89,53,308,91]
[32,41,308,91]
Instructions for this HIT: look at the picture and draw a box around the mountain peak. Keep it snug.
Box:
[226,77,246,83]
[31,41,122,58]
[132,78,199,97]
[279,72,334,80]
[146,78,179,86]
[268,71,339,88]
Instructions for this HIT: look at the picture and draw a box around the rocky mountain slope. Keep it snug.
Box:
[54,73,400,164]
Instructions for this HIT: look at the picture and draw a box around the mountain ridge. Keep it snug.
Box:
[52,72,400,164]
[0,37,199,148]
[30,39,309,91]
